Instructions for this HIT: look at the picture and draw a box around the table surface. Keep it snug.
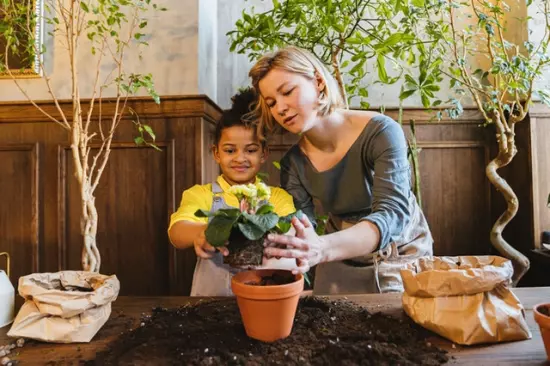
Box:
[1,287,549,365]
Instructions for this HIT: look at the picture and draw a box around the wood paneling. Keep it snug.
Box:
[0,96,220,295]
[0,98,547,293]
[0,144,40,285]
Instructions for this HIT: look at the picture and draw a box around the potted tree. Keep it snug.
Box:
[0,0,164,272]
[394,0,550,283]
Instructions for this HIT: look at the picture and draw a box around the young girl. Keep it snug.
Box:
[249,46,433,294]
[168,88,296,296]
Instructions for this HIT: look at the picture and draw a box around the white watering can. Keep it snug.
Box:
[0,252,14,328]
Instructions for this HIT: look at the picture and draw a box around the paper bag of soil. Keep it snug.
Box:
[7,271,119,343]
[401,256,531,345]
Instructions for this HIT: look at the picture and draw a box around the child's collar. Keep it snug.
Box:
[216,175,261,192]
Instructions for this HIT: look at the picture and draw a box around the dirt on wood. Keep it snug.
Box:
[86,297,449,365]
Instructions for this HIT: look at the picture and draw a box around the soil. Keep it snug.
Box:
[87,297,449,366]
[224,230,264,267]
[246,272,296,286]
[539,305,550,317]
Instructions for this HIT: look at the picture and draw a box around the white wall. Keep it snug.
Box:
[0,0,209,102]
[216,0,541,110]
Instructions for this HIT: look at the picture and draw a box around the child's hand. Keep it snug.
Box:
[194,230,229,259]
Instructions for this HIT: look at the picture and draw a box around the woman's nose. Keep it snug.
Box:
[276,100,288,116]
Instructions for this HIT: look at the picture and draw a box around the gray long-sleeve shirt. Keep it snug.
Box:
[280,114,417,250]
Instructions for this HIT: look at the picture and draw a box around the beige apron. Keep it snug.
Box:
[313,195,433,295]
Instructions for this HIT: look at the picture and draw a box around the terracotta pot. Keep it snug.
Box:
[231,269,303,342]
[534,303,550,360]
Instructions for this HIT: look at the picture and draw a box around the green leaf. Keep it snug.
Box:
[238,221,265,240]
[273,161,281,170]
[214,208,241,219]
[377,54,389,83]
[143,125,155,141]
[411,0,425,7]
[243,212,279,232]
[256,203,275,215]
[80,2,89,12]
[276,221,292,233]
[134,136,145,145]
[194,209,212,218]
[400,89,416,100]
[206,215,239,247]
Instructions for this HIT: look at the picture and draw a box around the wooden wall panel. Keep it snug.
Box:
[0,97,547,292]
[0,144,40,285]
[417,142,491,255]
[0,96,220,295]
[528,105,550,250]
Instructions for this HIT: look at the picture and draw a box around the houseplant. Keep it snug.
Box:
[227,0,430,205]
[0,0,164,272]
[396,0,550,283]
[195,181,303,267]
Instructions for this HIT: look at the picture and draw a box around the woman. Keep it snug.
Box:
[248,46,433,294]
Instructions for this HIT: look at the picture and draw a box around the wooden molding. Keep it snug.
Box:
[0,95,222,124]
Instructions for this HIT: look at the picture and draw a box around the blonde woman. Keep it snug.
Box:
[250,46,433,294]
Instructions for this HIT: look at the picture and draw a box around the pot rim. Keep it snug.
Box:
[534,303,550,317]
[231,269,304,300]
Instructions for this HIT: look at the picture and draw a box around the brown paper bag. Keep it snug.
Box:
[401,256,531,345]
[7,271,120,343]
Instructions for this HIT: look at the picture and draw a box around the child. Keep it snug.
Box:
[168,88,297,296]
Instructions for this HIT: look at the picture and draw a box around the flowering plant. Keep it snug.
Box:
[195,182,301,248]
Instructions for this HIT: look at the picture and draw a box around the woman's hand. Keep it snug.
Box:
[263,215,326,274]
[194,230,229,259]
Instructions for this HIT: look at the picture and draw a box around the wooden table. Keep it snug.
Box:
[1,287,549,365]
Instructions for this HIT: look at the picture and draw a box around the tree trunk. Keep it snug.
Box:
[486,149,530,285]
[80,184,101,272]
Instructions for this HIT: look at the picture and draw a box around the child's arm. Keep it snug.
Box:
[168,221,206,250]
[169,221,229,258]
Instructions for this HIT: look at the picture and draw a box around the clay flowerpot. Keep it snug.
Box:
[231,269,303,342]
[534,303,550,360]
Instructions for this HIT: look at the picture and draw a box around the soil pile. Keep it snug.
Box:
[88,297,449,365]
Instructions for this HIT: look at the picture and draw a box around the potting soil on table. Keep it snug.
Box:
[88,297,449,365]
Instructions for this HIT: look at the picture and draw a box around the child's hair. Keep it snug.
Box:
[214,87,266,147]
[248,46,345,133]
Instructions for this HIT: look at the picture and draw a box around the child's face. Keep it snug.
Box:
[214,126,267,185]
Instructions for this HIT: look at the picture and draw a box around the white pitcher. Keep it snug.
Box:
[0,252,14,328]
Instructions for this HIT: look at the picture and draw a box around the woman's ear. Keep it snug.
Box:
[212,145,221,163]
[314,70,326,94]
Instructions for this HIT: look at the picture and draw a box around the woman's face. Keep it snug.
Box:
[258,68,323,134]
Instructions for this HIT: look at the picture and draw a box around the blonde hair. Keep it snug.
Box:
[248,46,345,133]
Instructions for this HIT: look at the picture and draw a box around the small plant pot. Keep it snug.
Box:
[231,269,303,342]
[534,303,550,360]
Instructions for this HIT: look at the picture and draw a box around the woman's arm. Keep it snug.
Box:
[280,151,316,224]
[361,116,412,250]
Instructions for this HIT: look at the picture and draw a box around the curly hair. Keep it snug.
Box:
[214,87,266,146]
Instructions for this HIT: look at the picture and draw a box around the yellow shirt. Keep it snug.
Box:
[169,175,296,230]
